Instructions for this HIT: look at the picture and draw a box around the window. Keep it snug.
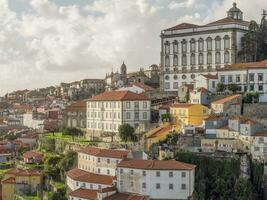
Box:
[142,171,146,176]
[236,75,241,82]
[126,112,130,119]
[259,85,263,91]
[165,56,170,67]
[120,169,123,174]
[207,53,212,64]
[98,158,100,163]
[107,159,110,164]
[182,54,187,66]
[142,182,146,189]
[250,84,254,91]
[143,112,147,119]
[156,171,160,177]
[107,169,110,175]
[143,102,147,108]
[134,102,139,109]
[165,41,170,54]
[156,183,160,189]
[224,35,230,49]
[182,75,187,80]
[182,172,186,177]
[173,82,179,89]
[130,170,134,175]
[173,41,178,53]
[199,53,204,65]
[76,182,79,186]
[98,185,101,189]
[182,40,187,53]
[221,75,225,83]
[190,39,196,52]
[228,75,233,83]
[169,184,174,190]
[90,184,93,189]
[258,73,263,81]
[120,180,123,186]
[224,51,230,63]
[98,168,100,173]
[173,55,178,66]
[181,184,186,190]
[198,38,204,52]
[215,36,221,50]
[212,81,216,88]
[207,37,212,51]
[131,181,134,187]
[215,52,221,64]
[126,102,130,108]
[169,172,173,177]
[134,112,139,120]
[165,82,170,89]
[190,53,196,65]
[249,74,255,82]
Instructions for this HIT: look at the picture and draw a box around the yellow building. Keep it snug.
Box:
[2,168,43,200]
[170,104,210,126]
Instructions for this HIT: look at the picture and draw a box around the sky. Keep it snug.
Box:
[0,0,266,95]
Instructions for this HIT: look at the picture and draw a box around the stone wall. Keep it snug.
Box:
[243,103,267,127]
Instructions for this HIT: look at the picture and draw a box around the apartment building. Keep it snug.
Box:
[86,91,151,141]
[117,159,195,200]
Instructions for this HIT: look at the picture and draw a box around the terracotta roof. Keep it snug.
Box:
[170,103,194,108]
[6,168,42,176]
[204,115,222,121]
[69,188,97,200]
[104,193,149,200]
[22,151,43,159]
[195,87,209,93]
[254,130,267,137]
[2,177,16,184]
[212,94,241,104]
[146,126,173,139]
[132,83,155,92]
[66,168,114,185]
[89,91,149,101]
[65,100,86,112]
[207,17,250,26]
[200,74,218,80]
[165,23,199,31]
[79,146,129,159]
[218,59,267,71]
[117,159,195,170]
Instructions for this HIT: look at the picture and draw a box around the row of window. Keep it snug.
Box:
[120,169,186,178]
[120,181,187,190]
[165,51,230,67]
[164,36,230,54]
[88,122,118,130]
[88,101,148,109]
[88,111,148,121]
[220,73,264,83]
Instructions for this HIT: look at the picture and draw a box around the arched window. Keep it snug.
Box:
[190,39,196,52]
[224,51,230,63]
[198,38,204,52]
[224,35,230,49]
[207,52,212,64]
[173,40,178,54]
[182,54,187,66]
[165,56,170,67]
[215,36,221,50]
[199,53,204,65]
[190,53,196,65]
[165,41,170,54]
[207,37,212,51]
[182,40,187,53]
[173,55,178,66]
[215,52,221,64]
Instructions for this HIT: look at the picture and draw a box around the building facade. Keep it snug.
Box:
[160,3,249,91]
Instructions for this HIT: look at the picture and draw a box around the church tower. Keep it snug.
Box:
[227,2,243,20]
[120,62,127,84]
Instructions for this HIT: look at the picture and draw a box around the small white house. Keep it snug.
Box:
[194,74,218,93]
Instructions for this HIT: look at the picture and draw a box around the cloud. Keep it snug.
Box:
[0,0,266,95]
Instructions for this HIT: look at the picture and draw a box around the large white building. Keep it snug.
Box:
[218,59,267,102]
[117,159,195,200]
[86,91,151,141]
[160,3,249,91]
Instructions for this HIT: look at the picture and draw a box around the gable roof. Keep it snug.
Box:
[66,168,114,185]
[79,146,129,159]
[89,91,148,101]
[212,94,241,104]
[117,159,195,170]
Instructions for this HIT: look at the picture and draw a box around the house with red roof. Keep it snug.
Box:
[22,151,43,164]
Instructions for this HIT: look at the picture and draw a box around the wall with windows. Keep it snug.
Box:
[117,167,194,200]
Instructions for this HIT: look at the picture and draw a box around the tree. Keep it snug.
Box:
[217,83,226,92]
[243,92,259,103]
[228,84,239,93]
[58,151,77,178]
[118,124,136,142]
[50,187,67,200]
[63,127,83,141]
[234,177,253,200]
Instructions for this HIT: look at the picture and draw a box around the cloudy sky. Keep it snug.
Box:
[0,0,266,94]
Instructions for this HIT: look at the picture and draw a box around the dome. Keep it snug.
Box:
[228,3,241,12]
[227,3,243,20]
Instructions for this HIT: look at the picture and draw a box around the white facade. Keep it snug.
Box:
[117,85,145,94]
[194,74,218,93]
[251,135,267,162]
[117,165,195,200]
[218,66,267,102]
[161,4,249,91]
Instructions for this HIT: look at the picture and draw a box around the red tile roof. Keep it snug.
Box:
[165,23,199,31]
[104,193,149,200]
[254,130,267,137]
[201,74,218,80]
[117,159,195,170]
[22,151,43,159]
[65,100,86,112]
[219,59,267,71]
[69,188,97,200]
[66,168,114,185]
[2,177,16,184]
[212,94,241,104]
[6,168,42,176]
[79,146,129,159]
[89,91,149,101]
[207,17,250,26]
[195,87,209,93]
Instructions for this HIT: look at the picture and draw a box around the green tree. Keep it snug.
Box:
[118,124,136,142]
[50,187,67,200]
[58,151,77,178]
[228,84,239,93]
[234,177,253,200]
[63,127,83,141]
[44,155,62,181]
[217,83,226,92]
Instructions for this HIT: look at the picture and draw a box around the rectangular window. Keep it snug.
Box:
[181,184,186,190]
[228,75,233,83]
[250,84,254,91]
[173,82,179,89]
[258,73,263,81]
[142,182,146,189]
[249,73,254,82]
[131,181,134,187]
[143,112,147,119]
[212,81,215,88]
[143,171,146,176]
[120,169,123,174]
[130,170,134,175]
[98,158,100,163]
[134,112,139,120]
[182,172,186,177]
[236,75,241,82]
[156,183,160,189]
[156,171,160,177]
[259,85,263,91]
[169,172,173,177]
[165,82,170,89]
[107,159,110,164]
[126,112,131,119]
[169,184,174,190]
[221,75,225,83]
[126,102,130,108]
[143,102,147,108]
[134,102,139,109]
